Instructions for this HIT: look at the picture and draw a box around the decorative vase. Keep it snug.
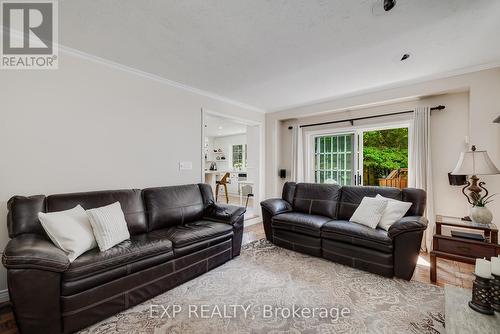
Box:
[470,206,493,225]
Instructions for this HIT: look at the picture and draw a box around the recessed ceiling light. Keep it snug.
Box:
[401,53,410,61]
[384,0,396,11]
[218,126,223,130]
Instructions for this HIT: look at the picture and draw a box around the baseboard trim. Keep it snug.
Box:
[0,290,9,303]
[244,217,262,227]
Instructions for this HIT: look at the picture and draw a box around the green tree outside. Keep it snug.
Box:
[363,128,408,184]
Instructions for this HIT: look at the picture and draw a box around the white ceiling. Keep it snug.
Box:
[60,0,500,112]
[204,114,247,138]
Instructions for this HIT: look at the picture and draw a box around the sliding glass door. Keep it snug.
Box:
[311,125,409,188]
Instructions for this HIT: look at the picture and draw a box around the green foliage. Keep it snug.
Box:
[363,128,408,149]
[363,128,408,178]
[473,194,496,207]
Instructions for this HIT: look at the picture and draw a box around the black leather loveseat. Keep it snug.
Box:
[2,183,245,334]
[261,182,427,280]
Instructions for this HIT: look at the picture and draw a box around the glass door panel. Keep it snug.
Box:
[361,128,409,188]
[314,133,355,186]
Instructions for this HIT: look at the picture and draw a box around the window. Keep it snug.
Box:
[232,144,247,168]
[309,124,409,188]
[314,134,353,185]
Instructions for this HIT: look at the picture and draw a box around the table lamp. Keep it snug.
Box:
[451,145,500,220]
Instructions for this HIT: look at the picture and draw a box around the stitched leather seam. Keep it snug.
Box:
[172,231,232,251]
[3,254,68,264]
[272,236,319,250]
[202,212,244,224]
[388,227,425,239]
[65,246,173,276]
[322,249,393,268]
[321,231,391,245]
[272,219,326,227]
[295,198,339,203]
[148,202,203,211]
[260,206,291,216]
[61,247,232,316]
[2,263,67,272]
[271,224,321,237]
[173,239,232,259]
[181,206,185,225]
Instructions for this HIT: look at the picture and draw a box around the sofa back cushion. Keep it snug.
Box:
[338,186,401,220]
[143,184,205,231]
[292,183,341,219]
[282,182,297,205]
[47,189,147,235]
[402,188,426,216]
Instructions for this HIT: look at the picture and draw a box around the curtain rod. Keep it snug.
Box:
[298,105,445,129]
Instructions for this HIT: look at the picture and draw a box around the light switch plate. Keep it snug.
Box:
[179,161,193,170]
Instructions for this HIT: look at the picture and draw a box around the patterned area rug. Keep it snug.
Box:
[79,239,445,334]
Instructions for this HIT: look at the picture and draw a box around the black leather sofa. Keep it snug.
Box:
[2,183,245,334]
[261,182,427,280]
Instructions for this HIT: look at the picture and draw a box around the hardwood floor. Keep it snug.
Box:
[0,222,473,334]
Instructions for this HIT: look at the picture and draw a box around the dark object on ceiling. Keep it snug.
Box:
[384,0,396,11]
[401,54,410,61]
[494,115,500,123]
[448,172,467,186]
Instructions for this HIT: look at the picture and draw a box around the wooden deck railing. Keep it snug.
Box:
[378,168,408,189]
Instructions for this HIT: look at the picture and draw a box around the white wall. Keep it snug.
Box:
[0,50,265,291]
[266,67,500,232]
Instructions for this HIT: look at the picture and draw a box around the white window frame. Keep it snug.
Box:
[231,143,247,168]
[305,120,412,185]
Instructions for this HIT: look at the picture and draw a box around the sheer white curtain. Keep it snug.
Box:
[291,125,305,182]
[409,107,435,252]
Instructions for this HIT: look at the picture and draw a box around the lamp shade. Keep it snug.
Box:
[451,150,500,175]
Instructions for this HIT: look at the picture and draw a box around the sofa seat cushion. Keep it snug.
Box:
[63,233,174,282]
[152,221,233,250]
[272,212,333,237]
[321,220,393,253]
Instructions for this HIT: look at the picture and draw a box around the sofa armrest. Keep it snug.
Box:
[203,203,246,225]
[2,234,70,272]
[388,216,428,280]
[388,216,428,239]
[260,198,292,216]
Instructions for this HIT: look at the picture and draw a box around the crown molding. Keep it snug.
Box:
[1,27,265,112]
[268,61,500,114]
[58,45,266,113]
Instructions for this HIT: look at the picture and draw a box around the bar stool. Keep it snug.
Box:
[215,172,230,204]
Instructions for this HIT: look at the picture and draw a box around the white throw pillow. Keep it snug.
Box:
[38,205,97,262]
[349,197,388,229]
[86,201,130,251]
[376,194,413,231]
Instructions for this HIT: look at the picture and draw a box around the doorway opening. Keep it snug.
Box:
[308,124,409,188]
[202,111,261,222]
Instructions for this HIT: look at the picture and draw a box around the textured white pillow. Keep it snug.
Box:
[86,201,130,251]
[376,194,412,231]
[38,205,97,262]
[349,197,388,229]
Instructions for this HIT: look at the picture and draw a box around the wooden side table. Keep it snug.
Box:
[430,215,499,283]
